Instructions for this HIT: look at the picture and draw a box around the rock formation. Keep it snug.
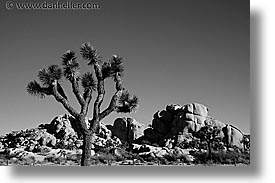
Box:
[0,102,248,165]
[142,103,245,149]
[0,114,120,164]
[107,117,145,144]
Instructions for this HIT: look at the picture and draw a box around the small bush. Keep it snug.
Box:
[191,149,250,165]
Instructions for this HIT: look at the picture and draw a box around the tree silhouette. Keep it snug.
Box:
[27,43,139,166]
[196,125,221,160]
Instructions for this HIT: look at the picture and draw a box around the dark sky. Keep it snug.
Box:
[0,0,250,135]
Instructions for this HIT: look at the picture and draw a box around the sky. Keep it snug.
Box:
[0,0,250,135]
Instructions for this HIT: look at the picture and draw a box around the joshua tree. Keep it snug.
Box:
[27,43,139,166]
[196,125,221,160]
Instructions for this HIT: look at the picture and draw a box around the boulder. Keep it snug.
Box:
[205,117,226,129]
[110,117,145,143]
[129,119,145,143]
[153,110,174,123]
[183,103,208,116]
[132,143,193,160]
[48,114,77,139]
[144,128,163,143]
[171,103,208,134]
[152,118,170,135]
[146,103,209,144]
[166,104,183,113]
[111,117,129,141]
[222,124,244,149]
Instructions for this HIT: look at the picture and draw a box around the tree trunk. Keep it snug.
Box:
[81,131,93,166]
[208,141,212,160]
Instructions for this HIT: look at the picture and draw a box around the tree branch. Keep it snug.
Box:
[92,63,105,120]
[81,89,93,116]
[99,73,123,121]
[71,77,85,107]
[99,90,122,121]
[52,80,79,117]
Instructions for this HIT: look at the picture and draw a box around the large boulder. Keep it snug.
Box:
[222,124,244,149]
[183,103,208,116]
[153,110,174,124]
[129,119,145,143]
[48,114,77,139]
[109,117,145,143]
[151,103,209,136]
[142,103,210,146]
[144,128,163,143]
[152,118,170,135]
[109,117,130,141]
[171,103,209,134]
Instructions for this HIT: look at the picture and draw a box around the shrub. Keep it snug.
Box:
[191,149,250,165]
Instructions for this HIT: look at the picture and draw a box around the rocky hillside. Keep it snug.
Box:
[0,103,250,166]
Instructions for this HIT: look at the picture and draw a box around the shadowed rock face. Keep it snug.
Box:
[108,117,145,143]
[172,103,208,133]
[145,103,209,143]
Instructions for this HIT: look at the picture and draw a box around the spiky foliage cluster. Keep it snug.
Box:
[80,43,101,65]
[27,65,62,99]
[81,72,97,100]
[61,50,80,80]
[102,55,125,79]
[110,55,124,77]
[26,80,47,98]
[37,65,62,86]
[117,90,139,113]
[101,62,112,79]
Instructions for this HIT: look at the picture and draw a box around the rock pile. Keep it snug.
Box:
[0,114,120,163]
[0,102,247,165]
[0,128,57,150]
[141,103,244,149]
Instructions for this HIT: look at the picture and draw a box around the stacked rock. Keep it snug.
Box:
[107,117,145,144]
[144,103,209,147]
